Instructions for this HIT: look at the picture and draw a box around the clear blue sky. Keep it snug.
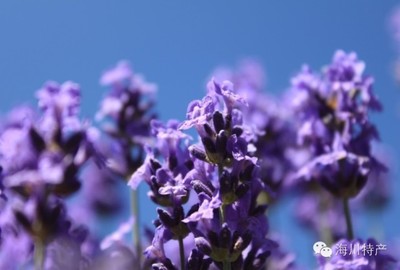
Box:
[1,1,399,268]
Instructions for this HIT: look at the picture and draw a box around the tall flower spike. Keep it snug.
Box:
[0,80,102,270]
[97,61,158,268]
[211,60,299,198]
[288,50,386,242]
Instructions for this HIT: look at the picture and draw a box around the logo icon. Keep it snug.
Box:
[313,241,332,258]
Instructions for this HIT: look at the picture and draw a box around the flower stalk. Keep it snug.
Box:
[178,236,185,270]
[34,238,45,270]
[130,189,141,265]
[343,197,354,240]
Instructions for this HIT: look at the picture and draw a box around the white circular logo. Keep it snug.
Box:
[313,241,327,254]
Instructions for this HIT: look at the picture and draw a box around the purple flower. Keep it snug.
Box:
[0,126,36,175]
[36,81,82,136]
[100,61,133,86]
[207,79,248,112]
[211,60,299,196]
[290,51,383,198]
[295,144,370,198]
[179,95,216,131]
[128,146,155,190]
[182,195,221,223]
[97,61,157,142]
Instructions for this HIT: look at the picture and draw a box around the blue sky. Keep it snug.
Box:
[1,1,399,267]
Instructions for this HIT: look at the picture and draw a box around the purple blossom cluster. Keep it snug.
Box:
[0,51,398,270]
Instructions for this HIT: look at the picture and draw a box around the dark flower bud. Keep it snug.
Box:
[232,126,243,137]
[241,163,256,181]
[203,123,215,138]
[187,249,213,270]
[150,159,162,172]
[168,154,178,171]
[219,224,232,249]
[157,208,175,228]
[184,159,194,170]
[173,205,185,221]
[152,260,176,270]
[207,231,219,247]
[153,219,162,227]
[63,131,84,155]
[189,146,207,162]
[235,183,249,199]
[29,127,46,153]
[150,175,158,187]
[252,252,270,269]
[152,263,167,270]
[225,114,232,130]
[14,211,32,234]
[201,137,216,154]
[213,111,225,133]
[187,249,200,270]
[186,203,200,218]
[219,170,232,196]
[215,131,228,156]
[195,237,212,255]
[199,259,213,270]
[53,176,81,196]
[192,180,213,198]
[252,205,268,216]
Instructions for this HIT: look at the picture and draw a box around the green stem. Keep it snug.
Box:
[223,261,231,270]
[219,204,231,270]
[318,191,333,245]
[343,197,354,240]
[217,164,231,270]
[130,189,141,265]
[34,238,45,270]
[219,204,226,225]
[178,236,185,270]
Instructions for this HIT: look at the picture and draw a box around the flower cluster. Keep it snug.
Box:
[0,82,101,269]
[211,60,298,197]
[129,78,275,269]
[0,51,397,270]
[281,51,393,247]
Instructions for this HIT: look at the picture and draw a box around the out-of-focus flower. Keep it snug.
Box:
[97,61,156,145]
[286,50,387,244]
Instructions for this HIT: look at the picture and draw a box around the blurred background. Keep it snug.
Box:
[0,1,399,268]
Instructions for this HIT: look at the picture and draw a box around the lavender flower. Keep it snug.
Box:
[97,61,159,267]
[135,78,275,269]
[0,81,103,270]
[289,51,383,191]
[97,61,156,146]
[288,50,386,242]
[1,81,102,195]
[211,60,299,197]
